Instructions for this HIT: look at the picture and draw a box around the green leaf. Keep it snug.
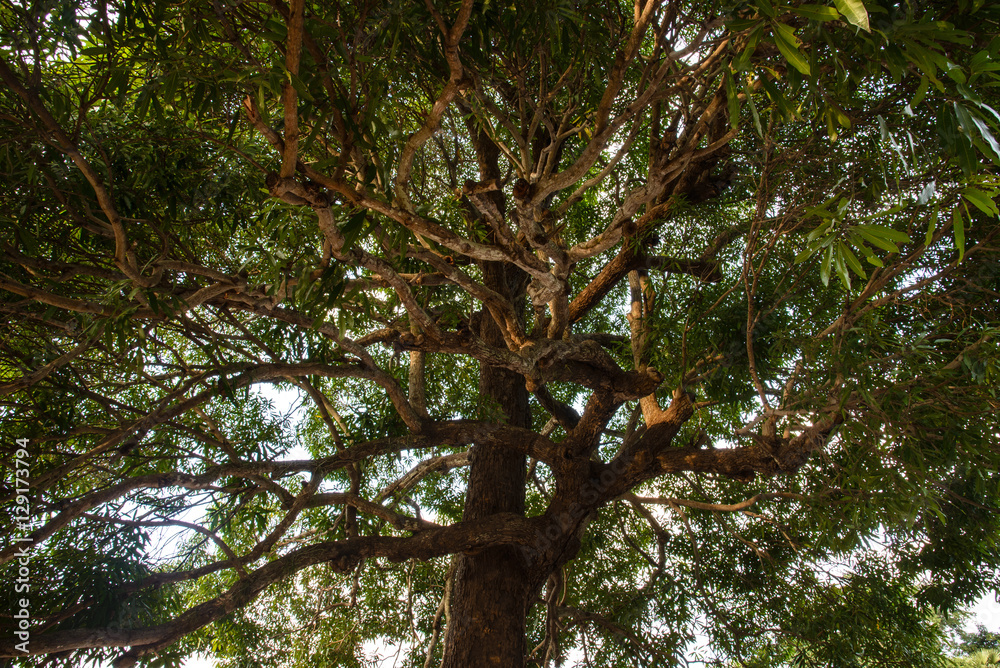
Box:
[833,0,870,31]
[302,111,327,152]
[161,71,179,103]
[925,204,939,247]
[772,23,811,75]
[805,204,836,220]
[745,80,763,137]
[965,111,1000,163]
[794,4,840,21]
[877,115,890,142]
[754,0,777,18]
[830,103,851,129]
[955,136,977,176]
[841,242,867,279]
[735,24,764,72]
[835,242,852,289]
[820,243,834,286]
[962,187,999,217]
[794,247,815,264]
[340,209,368,250]
[953,102,977,139]
[945,105,980,175]
[911,75,930,108]
[853,228,899,253]
[760,75,796,120]
[726,70,741,130]
[807,220,836,244]
[953,206,965,262]
[853,224,912,244]
[288,71,316,103]
[957,82,983,106]
[727,17,761,32]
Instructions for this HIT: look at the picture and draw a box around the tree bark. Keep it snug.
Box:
[441,260,535,667]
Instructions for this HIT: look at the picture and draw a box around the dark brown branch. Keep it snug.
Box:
[568,248,720,324]
[618,414,843,489]
[376,451,471,503]
[300,492,439,531]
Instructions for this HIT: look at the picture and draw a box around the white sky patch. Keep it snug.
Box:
[182,654,215,668]
[967,593,1000,631]
[361,637,417,667]
[257,382,311,461]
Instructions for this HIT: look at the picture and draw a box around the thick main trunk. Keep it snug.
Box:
[441,261,534,667]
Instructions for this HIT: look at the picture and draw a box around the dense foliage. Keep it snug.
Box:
[1,0,999,666]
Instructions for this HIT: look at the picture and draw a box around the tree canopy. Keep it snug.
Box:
[1,0,999,666]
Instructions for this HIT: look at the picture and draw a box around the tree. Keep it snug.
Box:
[957,624,1000,656]
[1,0,999,665]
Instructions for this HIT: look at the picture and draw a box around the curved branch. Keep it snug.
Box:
[0,513,539,662]
[626,491,807,512]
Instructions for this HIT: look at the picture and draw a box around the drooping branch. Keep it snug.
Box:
[301,492,439,532]
[0,420,562,565]
[0,55,153,285]
[627,491,807,512]
[0,326,103,396]
[20,361,401,502]
[376,451,472,503]
[0,513,540,662]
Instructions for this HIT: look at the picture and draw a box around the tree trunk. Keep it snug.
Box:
[441,261,534,667]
